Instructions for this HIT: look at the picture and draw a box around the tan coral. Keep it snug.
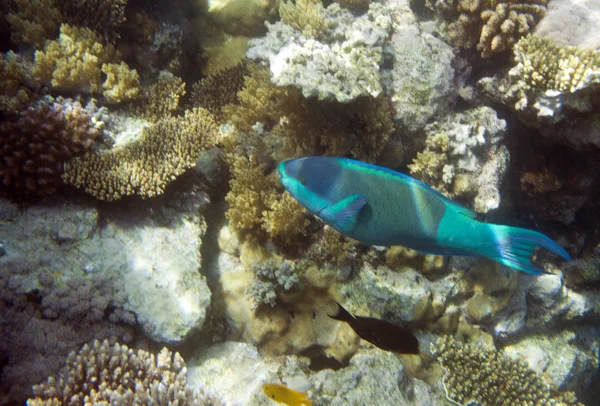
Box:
[101,61,140,103]
[28,339,216,405]
[62,108,218,200]
[279,0,330,39]
[262,191,310,245]
[0,98,101,198]
[7,0,61,49]
[0,51,36,113]
[138,74,186,122]
[56,0,127,41]
[447,0,547,58]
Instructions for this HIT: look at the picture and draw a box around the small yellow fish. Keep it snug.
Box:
[262,383,313,406]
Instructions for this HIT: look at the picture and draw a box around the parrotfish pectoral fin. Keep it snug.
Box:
[489,225,572,275]
[321,194,367,233]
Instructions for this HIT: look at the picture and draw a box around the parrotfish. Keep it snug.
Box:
[278,157,571,275]
[329,301,420,354]
[262,383,313,406]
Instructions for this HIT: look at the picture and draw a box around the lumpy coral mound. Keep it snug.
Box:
[0,98,101,198]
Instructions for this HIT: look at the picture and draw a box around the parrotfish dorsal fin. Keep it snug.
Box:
[321,194,367,233]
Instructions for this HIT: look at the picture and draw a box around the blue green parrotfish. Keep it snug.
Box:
[278,157,571,275]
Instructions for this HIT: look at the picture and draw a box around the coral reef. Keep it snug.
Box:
[247,2,393,102]
[430,0,548,58]
[138,73,186,121]
[63,107,218,201]
[6,0,61,49]
[0,97,102,198]
[533,0,600,49]
[279,0,329,39]
[432,336,583,405]
[205,0,279,37]
[246,259,301,309]
[408,106,509,213]
[191,60,250,120]
[0,51,37,113]
[56,0,127,41]
[34,24,139,103]
[28,339,212,405]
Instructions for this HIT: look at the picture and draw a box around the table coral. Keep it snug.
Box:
[0,97,102,198]
[62,107,218,200]
[432,336,583,405]
[34,24,139,103]
[138,73,186,122]
[28,339,216,405]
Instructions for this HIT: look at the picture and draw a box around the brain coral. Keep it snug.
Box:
[0,98,101,198]
[432,336,583,406]
[62,108,218,201]
[28,339,218,405]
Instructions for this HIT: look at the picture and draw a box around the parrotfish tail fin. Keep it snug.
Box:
[488,224,572,275]
[328,301,356,323]
[320,194,367,233]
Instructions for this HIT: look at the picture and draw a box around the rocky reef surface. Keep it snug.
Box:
[1,0,599,405]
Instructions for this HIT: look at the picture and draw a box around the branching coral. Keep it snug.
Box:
[0,98,102,198]
[279,0,329,39]
[62,108,218,200]
[138,73,186,122]
[262,191,310,245]
[34,24,139,103]
[191,60,250,120]
[0,51,37,114]
[7,0,61,49]
[56,0,127,41]
[432,336,583,406]
[27,339,217,405]
[442,0,548,58]
[510,35,600,94]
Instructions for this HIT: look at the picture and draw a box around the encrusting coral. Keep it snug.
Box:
[62,107,218,200]
[433,0,548,58]
[432,336,583,406]
[6,0,62,49]
[27,339,219,405]
[0,97,102,198]
[34,24,139,103]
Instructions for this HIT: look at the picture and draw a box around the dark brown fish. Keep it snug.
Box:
[328,302,420,354]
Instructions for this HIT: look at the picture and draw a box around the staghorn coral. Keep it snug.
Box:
[0,50,37,114]
[432,336,583,406]
[138,73,186,122]
[27,339,217,405]
[510,35,600,94]
[7,0,61,49]
[56,0,127,42]
[191,60,250,120]
[62,107,218,200]
[0,98,101,198]
[444,0,548,58]
[279,0,329,39]
[33,24,139,103]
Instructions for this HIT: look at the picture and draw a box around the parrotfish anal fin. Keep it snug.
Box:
[321,194,367,233]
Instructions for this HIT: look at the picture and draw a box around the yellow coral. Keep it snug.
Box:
[0,51,35,113]
[63,108,218,200]
[279,0,329,39]
[408,132,451,194]
[262,190,309,245]
[511,35,600,93]
[101,61,140,103]
[56,0,127,41]
[7,0,61,48]
[138,74,186,122]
